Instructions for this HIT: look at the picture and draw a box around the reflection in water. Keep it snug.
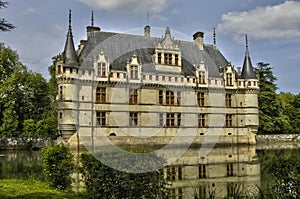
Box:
[0,150,43,180]
[162,145,260,198]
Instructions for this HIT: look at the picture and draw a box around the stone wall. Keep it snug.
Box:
[0,137,54,150]
[256,134,300,143]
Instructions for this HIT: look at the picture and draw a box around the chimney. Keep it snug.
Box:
[193,31,204,50]
[87,26,101,39]
[144,25,151,37]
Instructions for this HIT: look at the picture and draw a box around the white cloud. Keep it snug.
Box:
[23,7,36,15]
[78,0,176,14]
[217,1,300,39]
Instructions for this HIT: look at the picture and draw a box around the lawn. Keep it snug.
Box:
[0,179,86,199]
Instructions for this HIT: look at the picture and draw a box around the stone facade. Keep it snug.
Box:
[56,11,259,146]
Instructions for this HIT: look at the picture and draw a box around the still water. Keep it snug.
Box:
[0,145,299,198]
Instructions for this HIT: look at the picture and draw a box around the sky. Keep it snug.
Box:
[1,0,300,93]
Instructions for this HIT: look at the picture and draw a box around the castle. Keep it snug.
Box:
[56,11,259,147]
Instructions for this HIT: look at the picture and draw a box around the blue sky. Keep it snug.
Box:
[1,0,300,93]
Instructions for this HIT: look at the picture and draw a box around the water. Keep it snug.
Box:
[0,145,299,198]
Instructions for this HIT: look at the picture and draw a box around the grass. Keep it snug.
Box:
[0,179,86,199]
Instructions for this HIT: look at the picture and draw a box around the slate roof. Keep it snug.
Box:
[78,31,229,78]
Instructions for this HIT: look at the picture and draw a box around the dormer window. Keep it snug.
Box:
[130,65,138,79]
[226,73,233,86]
[158,53,162,64]
[175,54,179,65]
[98,63,106,77]
[199,71,206,84]
[164,53,172,65]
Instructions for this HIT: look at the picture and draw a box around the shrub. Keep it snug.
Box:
[80,150,168,199]
[42,144,74,190]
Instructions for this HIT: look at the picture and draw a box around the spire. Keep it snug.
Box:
[213,27,216,45]
[241,35,256,79]
[91,11,94,26]
[63,9,78,66]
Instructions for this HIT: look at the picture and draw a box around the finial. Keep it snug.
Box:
[213,27,216,45]
[245,34,248,48]
[147,12,150,24]
[69,9,72,27]
[91,11,94,26]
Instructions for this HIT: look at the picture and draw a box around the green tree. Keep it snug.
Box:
[0,100,18,136]
[256,62,289,134]
[0,1,15,32]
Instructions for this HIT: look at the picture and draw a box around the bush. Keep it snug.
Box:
[42,144,74,190]
[80,150,168,199]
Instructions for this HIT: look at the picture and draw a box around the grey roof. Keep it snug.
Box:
[240,46,257,79]
[78,31,229,78]
[63,12,78,66]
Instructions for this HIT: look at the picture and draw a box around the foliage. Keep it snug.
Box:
[0,179,85,199]
[0,1,15,32]
[42,144,74,190]
[0,43,57,138]
[80,150,169,199]
[256,62,300,134]
[258,148,300,198]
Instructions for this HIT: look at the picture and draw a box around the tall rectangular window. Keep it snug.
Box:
[199,71,205,84]
[59,86,63,100]
[226,114,233,127]
[177,91,181,105]
[158,53,162,64]
[177,113,181,127]
[98,63,106,77]
[226,73,233,86]
[166,113,175,127]
[175,54,179,65]
[199,165,206,178]
[130,66,138,79]
[96,87,106,103]
[166,91,175,105]
[129,89,138,104]
[164,53,172,65]
[96,111,106,126]
[226,94,232,107]
[197,92,205,106]
[129,112,138,127]
[227,163,234,176]
[57,65,62,74]
[159,90,164,105]
[159,113,164,127]
[198,114,205,127]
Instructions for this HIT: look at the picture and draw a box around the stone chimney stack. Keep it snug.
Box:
[144,25,151,37]
[193,31,204,51]
[87,26,101,39]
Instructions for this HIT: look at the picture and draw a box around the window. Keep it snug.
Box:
[129,89,138,104]
[254,81,257,86]
[129,112,138,127]
[178,188,183,199]
[227,163,234,176]
[130,66,138,79]
[59,86,63,100]
[164,53,172,65]
[177,113,181,127]
[59,112,63,119]
[149,75,152,80]
[159,113,164,127]
[88,70,92,76]
[226,114,233,127]
[168,188,176,199]
[199,165,206,178]
[117,73,120,78]
[98,63,106,77]
[82,69,85,75]
[70,68,73,74]
[175,77,178,82]
[156,76,159,81]
[166,91,175,105]
[63,67,66,73]
[57,65,61,74]
[168,76,172,81]
[226,73,233,86]
[96,111,106,126]
[226,94,232,107]
[96,87,106,103]
[166,113,175,127]
[159,90,164,104]
[199,71,205,84]
[197,92,205,106]
[162,76,165,81]
[248,81,252,86]
[143,75,146,80]
[158,53,162,64]
[198,114,205,127]
[199,185,206,199]
[175,54,179,65]
[178,166,182,180]
[177,91,181,105]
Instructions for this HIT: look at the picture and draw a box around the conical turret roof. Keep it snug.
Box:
[63,10,78,66]
[241,35,256,79]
